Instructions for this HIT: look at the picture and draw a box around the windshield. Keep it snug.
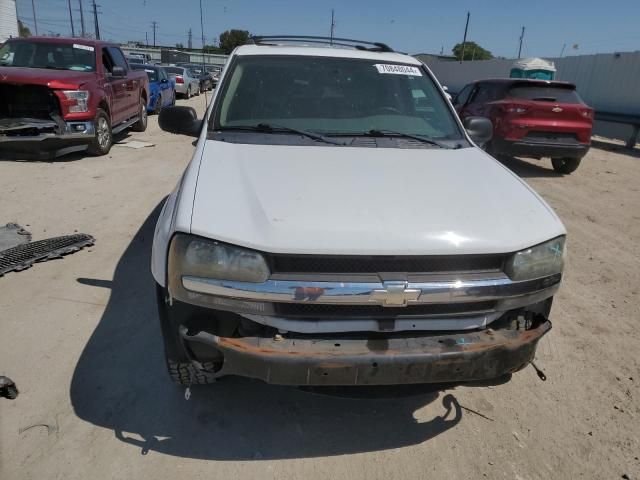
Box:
[0,41,96,72]
[131,64,158,82]
[164,66,183,76]
[213,55,462,140]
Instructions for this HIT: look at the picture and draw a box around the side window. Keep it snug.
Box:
[455,84,474,106]
[159,68,167,81]
[102,47,114,74]
[471,84,490,104]
[107,47,128,70]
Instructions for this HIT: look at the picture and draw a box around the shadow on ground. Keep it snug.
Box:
[70,202,463,460]
[590,139,640,159]
[496,155,563,179]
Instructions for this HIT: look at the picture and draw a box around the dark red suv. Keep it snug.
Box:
[454,79,593,174]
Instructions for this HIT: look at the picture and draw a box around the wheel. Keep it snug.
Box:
[186,86,191,99]
[130,99,148,132]
[551,157,581,174]
[171,91,176,106]
[152,95,162,114]
[195,84,201,96]
[167,359,217,385]
[87,109,113,156]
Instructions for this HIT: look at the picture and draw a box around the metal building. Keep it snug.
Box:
[0,0,19,43]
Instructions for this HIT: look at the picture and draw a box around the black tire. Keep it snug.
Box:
[167,359,216,385]
[3,385,18,400]
[551,157,581,174]
[87,108,113,156]
[195,84,201,96]
[186,86,191,99]
[170,91,176,106]
[152,95,162,114]
[130,99,148,132]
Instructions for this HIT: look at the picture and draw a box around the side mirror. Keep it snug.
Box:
[159,106,202,137]
[463,116,493,146]
[161,78,168,83]
[112,66,126,78]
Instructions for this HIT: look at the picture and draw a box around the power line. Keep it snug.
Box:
[67,0,75,36]
[78,0,85,37]
[92,0,100,40]
[460,11,470,63]
[151,21,158,46]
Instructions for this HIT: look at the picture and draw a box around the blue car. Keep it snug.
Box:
[131,64,176,114]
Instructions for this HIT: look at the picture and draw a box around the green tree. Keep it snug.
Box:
[18,20,31,38]
[203,44,225,54]
[219,29,250,54]
[176,42,184,49]
[452,41,493,61]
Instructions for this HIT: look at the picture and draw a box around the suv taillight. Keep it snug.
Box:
[500,103,529,114]
[175,75,184,84]
[580,108,594,119]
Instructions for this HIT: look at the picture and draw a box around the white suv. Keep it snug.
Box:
[152,36,566,386]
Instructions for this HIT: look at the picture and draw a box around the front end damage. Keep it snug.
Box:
[158,247,558,386]
[0,84,94,159]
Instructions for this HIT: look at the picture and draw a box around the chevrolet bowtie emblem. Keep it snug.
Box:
[370,281,421,307]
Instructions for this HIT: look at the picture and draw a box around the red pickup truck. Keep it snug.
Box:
[0,37,149,159]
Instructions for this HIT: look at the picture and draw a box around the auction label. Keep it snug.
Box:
[374,64,422,76]
[73,44,95,51]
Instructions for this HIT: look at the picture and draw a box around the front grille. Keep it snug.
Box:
[524,131,579,144]
[269,254,505,274]
[274,301,496,318]
[0,84,61,120]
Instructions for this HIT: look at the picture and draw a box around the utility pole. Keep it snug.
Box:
[330,9,335,45]
[151,21,157,46]
[188,28,192,49]
[31,0,38,35]
[518,26,526,59]
[92,0,100,40]
[145,32,148,47]
[559,43,566,58]
[78,0,86,37]
[460,11,470,63]
[67,0,75,37]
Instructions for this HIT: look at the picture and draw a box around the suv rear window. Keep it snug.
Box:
[507,86,584,104]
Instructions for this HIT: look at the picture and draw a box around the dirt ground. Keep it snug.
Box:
[0,95,639,480]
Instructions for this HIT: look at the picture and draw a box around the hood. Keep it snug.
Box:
[0,67,96,90]
[189,142,565,255]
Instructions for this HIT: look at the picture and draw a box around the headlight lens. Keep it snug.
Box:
[505,236,565,281]
[62,90,90,112]
[169,234,270,283]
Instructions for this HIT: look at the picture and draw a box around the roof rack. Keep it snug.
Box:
[247,35,394,53]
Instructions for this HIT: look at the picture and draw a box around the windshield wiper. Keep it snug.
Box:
[218,123,346,146]
[362,129,452,148]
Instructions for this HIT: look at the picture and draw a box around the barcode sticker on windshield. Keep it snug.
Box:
[374,64,422,76]
[73,44,94,52]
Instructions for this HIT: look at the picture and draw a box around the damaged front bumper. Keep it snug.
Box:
[0,117,95,159]
[179,319,551,386]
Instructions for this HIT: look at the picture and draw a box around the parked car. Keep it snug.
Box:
[153,36,565,387]
[163,66,200,99]
[454,79,593,174]
[204,65,222,87]
[180,64,213,92]
[131,64,176,113]
[126,56,144,65]
[0,37,149,159]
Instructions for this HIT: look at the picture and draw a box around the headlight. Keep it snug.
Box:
[505,236,565,281]
[62,90,90,112]
[169,234,270,284]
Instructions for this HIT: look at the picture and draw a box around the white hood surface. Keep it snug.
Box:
[189,141,565,256]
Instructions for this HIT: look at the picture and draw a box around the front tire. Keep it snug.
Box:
[552,157,581,174]
[186,86,191,99]
[167,359,217,385]
[152,95,162,114]
[87,109,113,156]
[131,99,148,132]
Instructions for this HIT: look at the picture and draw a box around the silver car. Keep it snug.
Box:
[164,66,200,99]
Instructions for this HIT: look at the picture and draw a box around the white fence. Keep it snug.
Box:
[422,52,640,143]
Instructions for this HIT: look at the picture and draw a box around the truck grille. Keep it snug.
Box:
[269,253,505,274]
[274,301,497,318]
[0,84,60,120]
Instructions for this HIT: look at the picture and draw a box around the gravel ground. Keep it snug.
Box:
[0,95,638,479]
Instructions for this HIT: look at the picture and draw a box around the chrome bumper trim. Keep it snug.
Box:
[181,273,561,307]
[0,121,94,142]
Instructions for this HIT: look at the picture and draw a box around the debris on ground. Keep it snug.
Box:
[0,376,18,400]
[0,233,94,277]
[114,140,155,149]
[0,223,31,251]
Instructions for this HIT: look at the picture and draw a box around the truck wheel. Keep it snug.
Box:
[131,99,148,132]
[87,109,113,156]
[551,157,581,174]
[167,359,217,385]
